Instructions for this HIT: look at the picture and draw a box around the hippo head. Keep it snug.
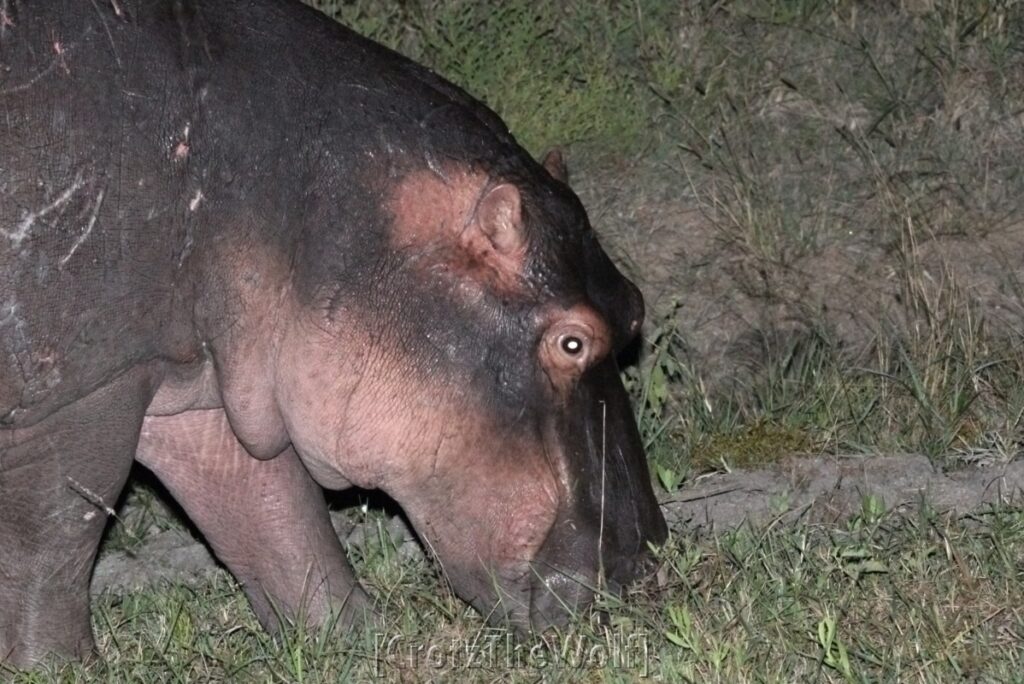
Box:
[268,151,667,630]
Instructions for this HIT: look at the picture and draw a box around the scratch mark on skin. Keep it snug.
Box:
[89,0,122,68]
[1,36,79,95]
[423,150,448,182]
[188,188,203,211]
[340,82,370,93]
[66,477,116,517]
[0,298,19,329]
[59,188,105,268]
[0,58,60,95]
[2,173,85,246]
[0,299,28,392]
[110,0,124,18]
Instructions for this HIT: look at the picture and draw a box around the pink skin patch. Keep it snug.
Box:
[397,423,564,578]
[386,167,530,295]
[50,33,70,75]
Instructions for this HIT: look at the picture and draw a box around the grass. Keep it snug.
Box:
[8,0,1024,680]
[10,500,1024,681]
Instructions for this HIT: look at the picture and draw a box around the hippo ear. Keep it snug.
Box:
[472,183,524,256]
[541,148,569,184]
[388,170,526,285]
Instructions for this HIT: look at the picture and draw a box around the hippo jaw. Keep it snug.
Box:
[366,361,666,633]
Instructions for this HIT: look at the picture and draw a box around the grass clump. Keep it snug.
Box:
[694,420,816,471]
[649,502,1024,682]
[311,0,654,156]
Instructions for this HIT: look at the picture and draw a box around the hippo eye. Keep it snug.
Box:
[560,335,584,356]
[542,316,605,382]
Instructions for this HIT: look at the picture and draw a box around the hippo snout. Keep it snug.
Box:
[505,358,667,631]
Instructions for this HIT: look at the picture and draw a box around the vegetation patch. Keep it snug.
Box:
[11,500,1023,681]
[693,419,816,471]
[312,0,656,156]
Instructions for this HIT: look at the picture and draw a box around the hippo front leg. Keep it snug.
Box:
[135,409,373,632]
[0,369,152,667]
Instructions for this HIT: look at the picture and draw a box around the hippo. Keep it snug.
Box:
[0,0,667,667]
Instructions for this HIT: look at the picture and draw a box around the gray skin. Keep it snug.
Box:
[0,0,667,667]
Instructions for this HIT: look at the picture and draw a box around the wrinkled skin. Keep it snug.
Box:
[0,0,666,667]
